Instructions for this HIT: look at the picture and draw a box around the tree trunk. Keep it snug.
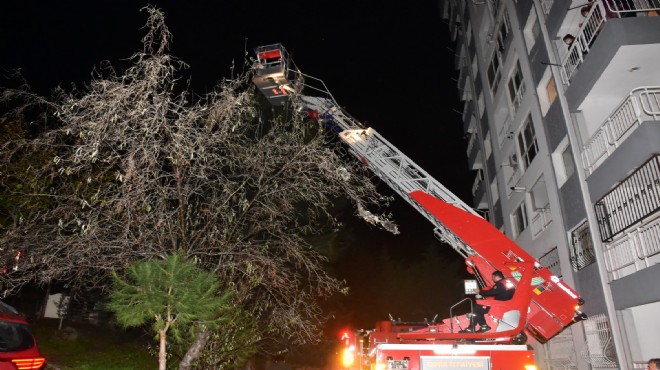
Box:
[159,329,167,370]
[178,328,211,370]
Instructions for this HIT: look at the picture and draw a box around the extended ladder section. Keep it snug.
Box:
[253,44,478,259]
[251,44,585,343]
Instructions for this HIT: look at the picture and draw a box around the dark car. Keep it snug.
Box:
[0,301,45,370]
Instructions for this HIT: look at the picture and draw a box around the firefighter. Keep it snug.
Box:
[460,270,514,333]
[647,358,660,370]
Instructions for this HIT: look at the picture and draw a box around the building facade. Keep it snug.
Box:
[441,0,660,369]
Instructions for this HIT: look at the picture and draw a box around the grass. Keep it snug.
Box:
[32,318,156,370]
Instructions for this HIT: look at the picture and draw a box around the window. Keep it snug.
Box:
[546,78,557,106]
[540,0,555,15]
[583,314,619,367]
[561,144,575,179]
[508,61,526,112]
[530,177,549,210]
[512,202,528,237]
[530,177,552,236]
[517,117,539,168]
[490,178,499,205]
[523,7,541,51]
[484,131,492,159]
[537,68,557,116]
[466,22,472,46]
[569,220,596,271]
[495,12,512,52]
[552,138,575,187]
[539,246,562,278]
[489,0,501,16]
[487,51,502,92]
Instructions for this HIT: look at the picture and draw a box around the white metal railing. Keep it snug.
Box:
[594,156,660,241]
[582,86,660,174]
[604,0,660,16]
[581,314,619,368]
[531,207,553,237]
[511,82,526,113]
[497,115,513,148]
[561,1,608,84]
[539,247,563,278]
[561,1,660,83]
[544,327,577,370]
[603,213,660,281]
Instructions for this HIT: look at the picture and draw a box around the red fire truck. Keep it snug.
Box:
[251,44,586,370]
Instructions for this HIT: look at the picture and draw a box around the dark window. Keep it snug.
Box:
[517,117,538,168]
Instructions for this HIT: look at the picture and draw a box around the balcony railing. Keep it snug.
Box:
[560,1,660,84]
[511,83,526,113]
[531,207,553,237]
[561,1,607,84]
[582,86,660,174]
[604,0,660,16]
[496,115,513,149]
[581,314,618,368]
[544,327,577,370]
[594,155,660,242]
[603,213,660,281]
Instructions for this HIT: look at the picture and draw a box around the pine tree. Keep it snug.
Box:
[107,254,233,370]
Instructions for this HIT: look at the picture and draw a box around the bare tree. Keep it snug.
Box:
[0,7,395,365]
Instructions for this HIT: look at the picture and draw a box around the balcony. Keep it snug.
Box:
[582,86,660,175]
[594,155,660,242]
[602,212,660,281]
[561,1,660,85]
[562,14,660,140]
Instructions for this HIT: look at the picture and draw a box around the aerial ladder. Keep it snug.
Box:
[251,44,586,367]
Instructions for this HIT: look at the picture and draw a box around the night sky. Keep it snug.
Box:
[1,1,472,332]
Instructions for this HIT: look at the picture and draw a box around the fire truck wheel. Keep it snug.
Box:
[512,331,528,345]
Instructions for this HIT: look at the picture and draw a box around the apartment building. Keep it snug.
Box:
[440,0,660,369]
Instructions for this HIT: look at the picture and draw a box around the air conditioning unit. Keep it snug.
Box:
[509,153,519,167]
